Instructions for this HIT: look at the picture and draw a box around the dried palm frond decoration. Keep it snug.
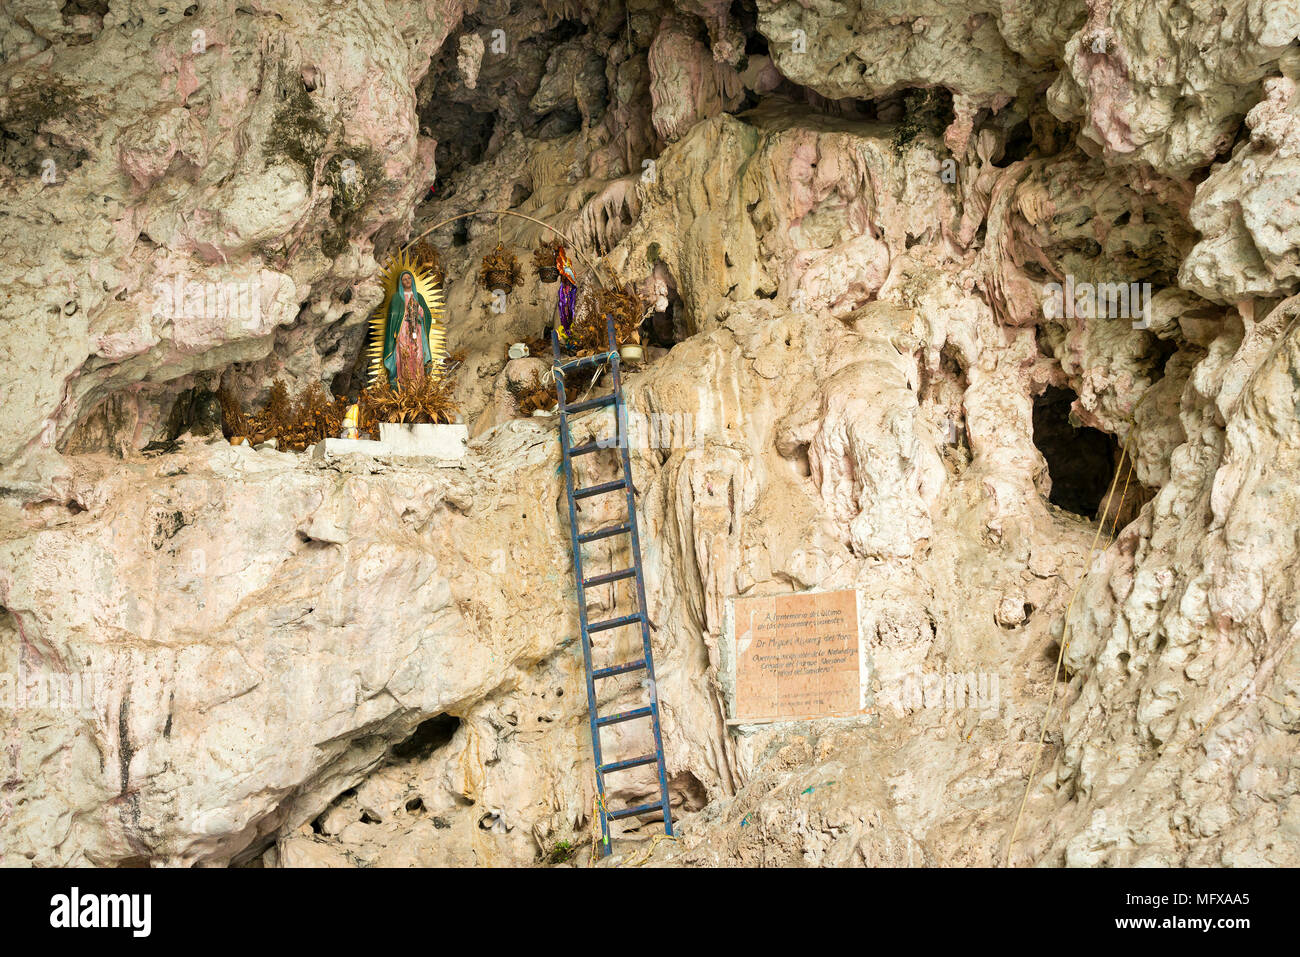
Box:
[221,380,349,452]
[367,247,447,386]
[598,286,642,339]
[411,238,446,287]
[532,240,561,283]
[218,384,250,439]
[479,242,523,294]
[221,373,462,450]
[565,284,644,353]
[360,374,460,426]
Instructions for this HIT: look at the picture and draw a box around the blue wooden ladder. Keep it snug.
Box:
[551,319,673,855]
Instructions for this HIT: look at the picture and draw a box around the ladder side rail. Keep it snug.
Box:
[607,319,675,838]
[552,330,611,849]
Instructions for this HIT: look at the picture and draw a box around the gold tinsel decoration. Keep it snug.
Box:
[479,242,524,294]
[367,248,447,387]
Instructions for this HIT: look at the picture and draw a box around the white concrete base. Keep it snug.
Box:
[313,438,388,462]
[310,425,469,464]
[378,422,469,459]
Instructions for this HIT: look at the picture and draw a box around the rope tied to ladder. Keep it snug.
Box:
[548,350,619,376]
[548,350,623,407]
[579,352,622,403]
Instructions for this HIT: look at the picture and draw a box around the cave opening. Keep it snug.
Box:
[640,262,686,349]
[1032,386,1117,519]
[425,104,496,197]
[547,18,586,43]
[537,103,583,139]
[163,387,223,442]
[390,713,461,762]
[998,117,1035,166]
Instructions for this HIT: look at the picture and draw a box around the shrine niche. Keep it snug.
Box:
[369,247,447,389]
[402,207,645,361]
[220,247,459,452]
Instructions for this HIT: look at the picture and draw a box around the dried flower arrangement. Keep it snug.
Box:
[479,242,523,294]
[565,284,644,353]
[532,240,561,283]
[360,374,460,426]
[221,380,348,452]
[411,238,446,288]
[221,373,461,451]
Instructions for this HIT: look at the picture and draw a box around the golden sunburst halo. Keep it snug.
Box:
[368,248,447,386]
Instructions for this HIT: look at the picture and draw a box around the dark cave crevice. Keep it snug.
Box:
[426,105,496,199]
[997,116,1035,166]
[1032,385,1117,519]
[390,713,461,762]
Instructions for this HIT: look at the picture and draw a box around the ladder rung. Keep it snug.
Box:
[574,479,626,500]
[564,394,616,415]
[570,439,614,457]
[583,567,635,588]
[593,659,646,680]
[596,706,652,727]
[588,613,641,633]
[607,799,664,821]
[578,523,630,544]
[599,753,658,774]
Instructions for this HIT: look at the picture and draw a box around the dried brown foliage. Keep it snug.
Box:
[360,375,460,427]
[222,380,348,452]
[479,242,523,293]
[412,238,446,287]
[566,284,643,353]
[221,373,460,451]
[513,380,558,415]
[503,350,602,418]
[522,334,550,359]
[505,363,558,416]
[532,240,558,270]
[218,386,249,438]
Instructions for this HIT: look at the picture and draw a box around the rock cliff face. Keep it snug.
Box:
[2,1,1298,866]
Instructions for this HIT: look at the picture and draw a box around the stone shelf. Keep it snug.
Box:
[311,423,469,464]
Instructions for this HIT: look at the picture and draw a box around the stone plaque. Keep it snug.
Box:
[733,589,861,721]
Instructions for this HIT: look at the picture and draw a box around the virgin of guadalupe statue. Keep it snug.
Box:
[387,270,433,387]
[368,249,446,388]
